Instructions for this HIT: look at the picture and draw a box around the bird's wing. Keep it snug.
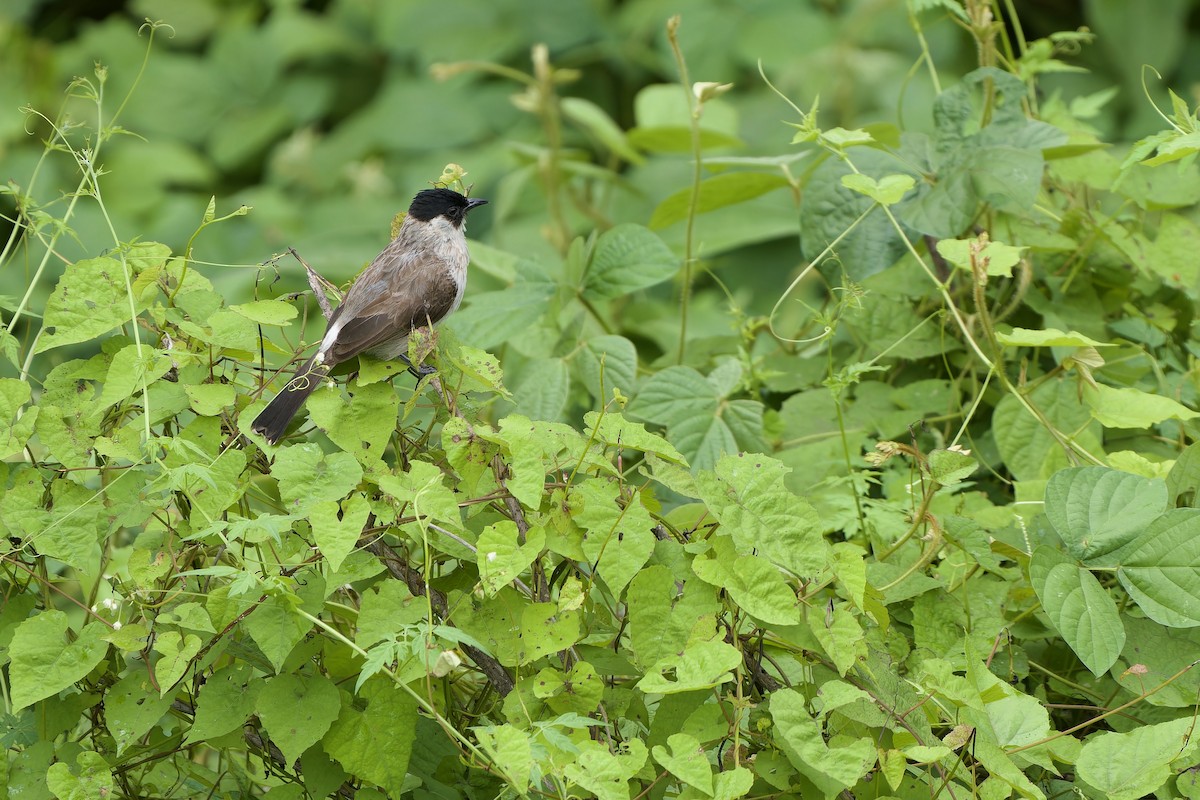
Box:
[323,264,461,364]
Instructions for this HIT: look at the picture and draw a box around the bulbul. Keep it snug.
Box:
[251,188,488,445]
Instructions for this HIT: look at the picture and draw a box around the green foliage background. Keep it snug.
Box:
[7,1,1200,799]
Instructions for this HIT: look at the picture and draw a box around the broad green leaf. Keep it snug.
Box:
[46,751,114,800]
[9,612,109,711]
[972,739,1046,800]
[650,171,790,229]
[533,661,603,715]
[629,366,749,470]
[627,565,719,669]
[561,96,644,164]
[271,444,364,514]
[840,173,915,205]
[584,224,678,300]
[577,335,638,403]
[1029,549,1124,675]
[477,520,546,597]
[935,237,1026,277]
[585,411,687,465]
[637,640,742,694]
[691,538,802,625]
[306,381,399,467]
[1118,509,1200,627]
[244,575,324,672]
[97,344,174,409]
[355,581,425,649]
[995,327,1113,347]
[229,299,299,325]
[694,453,825,576]
[152,631,202,693]
[801,150,914,280]
[564,739,648,800]
[517,604,581,664]
[927,447,977,484]
[105,671,175,755]
[323,679,417,798]
[36,245,167,353]
[0,378,37,459]
[1077,716,1197,800]
[257,672,342,766]
[1142,213,1200,292]
[185,382,236,416]
[475,724,533,793]
[309,492,371,572]
[1085,384,1200,428]
[770,689,875,795]
[652,733,712,795]
[511,357,569,421]
[376,460,463,535]
[571,480,654,599]
[186,663,263,742]
[1044,467,1166,563]
[809,604,865,676]
[993,379,1101,481]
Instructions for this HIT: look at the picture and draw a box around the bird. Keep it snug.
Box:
[251,187,488,445]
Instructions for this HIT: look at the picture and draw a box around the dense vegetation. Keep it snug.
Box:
[5,1,1200,798]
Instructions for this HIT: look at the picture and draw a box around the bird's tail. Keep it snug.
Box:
[251,357,330,445]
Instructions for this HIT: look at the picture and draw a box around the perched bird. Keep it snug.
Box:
[251,188,488,444]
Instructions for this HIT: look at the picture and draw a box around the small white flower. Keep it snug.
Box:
[112,621,122,630]
[486,552,497,562]
[90,605,98,613]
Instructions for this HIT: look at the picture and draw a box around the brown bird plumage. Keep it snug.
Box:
[251,188,487,444]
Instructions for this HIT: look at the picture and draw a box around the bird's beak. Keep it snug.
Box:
[466,198,489,211]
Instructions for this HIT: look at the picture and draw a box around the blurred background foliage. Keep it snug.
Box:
[6,0,1197,307]
[5,0,1200,473]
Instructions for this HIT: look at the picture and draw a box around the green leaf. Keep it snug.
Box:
[1077,716,1197,800]
[584,224,678,300]
[935,237,1027,277]
[46,751,114,800]
[1086,384,1200,428]
[271,444,364,514]
[571,480,655,600]
[475,724,533,793]
[1118,509,1200,626]
[323,679,417,798]
[105,671,175,755]
[577,335,638,403]
[695,453,825,576]
[770,688,875,795]
[309,492,371,572]
[533,661,603,715]
[152,631,203,694]
[637,639,742,694]
[800,149,914,280]
[1044,467,1167,564]
[9,612,109,711]
[477,520,546,597]
[186,663,264,742]
[229,299,299,326]
[691,537,802,625]
[995,327,1113,347]
[511,357,569,421]
[1029,548,1125,675]
[652,733,712,795]
[244,580,323,672]
[564,739,648,800]
[560,96,644,164]
[627,565,719,669]
[584,411,687,465]
[306,381,399,467]
[927,447,977,484]
[185,382,236,416]
[517,604,580,664]
[257,672,342,766]
[650,172,790,229]
[809,603,865,676]
[628,366,731,470]
[0,378,37,459]
[840,173,915,206]
[97,344,175,409]
[36,248,165,353]
[993,379,1101,481]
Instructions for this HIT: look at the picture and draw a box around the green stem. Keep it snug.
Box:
[666,17,702,365]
